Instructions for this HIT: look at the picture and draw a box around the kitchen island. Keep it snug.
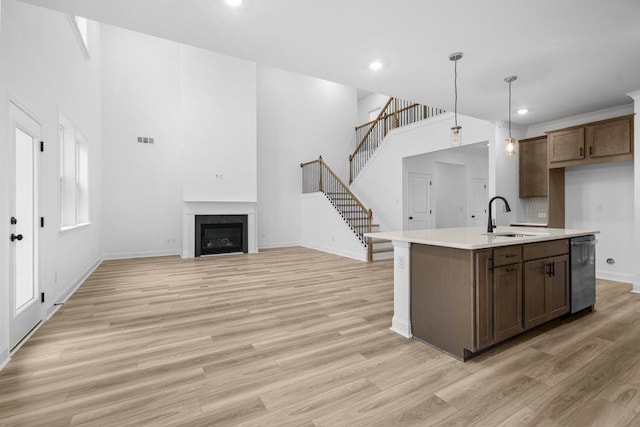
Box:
[366,226,599,361]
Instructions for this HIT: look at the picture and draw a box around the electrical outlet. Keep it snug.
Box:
[538,212,547,218]
[54,272,58,283]
[397,255,405,269]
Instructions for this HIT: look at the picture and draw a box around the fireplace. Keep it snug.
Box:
[195,215,248,256]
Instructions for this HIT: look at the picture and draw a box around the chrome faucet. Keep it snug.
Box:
[487,196,511,233]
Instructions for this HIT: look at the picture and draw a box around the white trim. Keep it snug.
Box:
[300,243,366,262]
[526,104,634,138]
[103,249,180,261]
[0,347,9,372]
[596,271,635,284]
[66,15,90,60]
[46,257,102,320]
[59,222,91,233]
[257,242,298,250]
[632,283,640,294]
[391,317,412,338]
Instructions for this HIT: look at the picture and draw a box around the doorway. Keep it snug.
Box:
[435,162,467,229]
[9,101,42,350]
[407,172,432,230]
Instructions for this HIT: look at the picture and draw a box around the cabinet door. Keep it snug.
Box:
[549,128,585,163]
[586,118,631,158]
[474,250,494,350]
[524,259,548,330]
[519,137,548,198]
[547,255,570,319]
[493,264,523,342]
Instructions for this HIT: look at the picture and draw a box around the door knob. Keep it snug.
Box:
[10,234,23,242]
[471,215,476,218]
[409,216,413,220]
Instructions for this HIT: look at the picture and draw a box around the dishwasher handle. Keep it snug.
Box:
[571,240,598,246]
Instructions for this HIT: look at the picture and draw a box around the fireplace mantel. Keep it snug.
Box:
[182,201,258,258]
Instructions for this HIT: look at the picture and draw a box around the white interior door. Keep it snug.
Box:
[9,101,42,350]
[407,172,431,230]
[470,178,488,227]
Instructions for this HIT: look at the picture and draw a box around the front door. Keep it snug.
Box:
[9,101,42,350]
[407,172,431,230]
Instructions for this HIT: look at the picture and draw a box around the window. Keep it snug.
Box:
[67,15,89,59]
[59,113,89,229]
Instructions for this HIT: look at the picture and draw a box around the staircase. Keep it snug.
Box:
[350,97,445,183]
[300,156,392,261]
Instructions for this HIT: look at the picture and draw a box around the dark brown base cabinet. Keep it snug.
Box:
[411,239,571,361]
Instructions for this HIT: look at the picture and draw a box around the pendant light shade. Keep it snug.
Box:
[450,52,463,146]
[504,76,517,156]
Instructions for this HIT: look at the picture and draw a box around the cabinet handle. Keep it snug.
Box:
[551,261,555,277]
[546,262,552,277]
[589,146,593,156]
[579,147,583,157]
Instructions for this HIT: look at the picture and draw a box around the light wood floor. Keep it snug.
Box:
[1,247,639,426]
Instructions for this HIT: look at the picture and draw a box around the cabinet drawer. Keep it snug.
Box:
[493,246,522,267]
[523,239,568,261]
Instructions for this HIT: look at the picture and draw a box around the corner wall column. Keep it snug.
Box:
[626,91,640,293]
[391,240,412,338]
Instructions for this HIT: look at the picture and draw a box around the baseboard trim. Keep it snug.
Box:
[46,256,103,321]
[300,243,367,262]
[0,346,9,372]
[596,271,635,284]
[103,249,180,260]
[391,316,412,338]
[258,242,299,250]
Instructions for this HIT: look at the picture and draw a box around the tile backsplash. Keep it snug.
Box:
[521,197,548,224]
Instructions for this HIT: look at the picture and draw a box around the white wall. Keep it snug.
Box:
[181,45,257,202]
[357,93,389,126]
[300,193,367,261]
[350,112,493,232]
[526,104,635,282]
[565,162,634,282]
[404,144,489,229]
[0,0,103,359]
[101,26,258,258]
[257,65,357,248]
[101,25,182,258]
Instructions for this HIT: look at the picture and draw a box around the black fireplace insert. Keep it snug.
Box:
[195,215,248,256]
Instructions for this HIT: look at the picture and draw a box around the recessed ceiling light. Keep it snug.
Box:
[225,0,242,7]
[369,61,383,71]
[517,108,529,115]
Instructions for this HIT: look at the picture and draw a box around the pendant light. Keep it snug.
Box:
[449,52,463,146]
[504,75,517,156]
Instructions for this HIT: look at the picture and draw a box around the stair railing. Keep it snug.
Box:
[349,97,445,183]
[301,156,373,261]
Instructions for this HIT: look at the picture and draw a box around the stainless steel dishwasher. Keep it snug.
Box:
[570,235,597,313]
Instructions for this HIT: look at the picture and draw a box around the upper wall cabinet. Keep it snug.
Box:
[547,115,634,168]
[519,136,548,198]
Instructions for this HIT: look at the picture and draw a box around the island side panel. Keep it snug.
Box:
[410,244,474,360]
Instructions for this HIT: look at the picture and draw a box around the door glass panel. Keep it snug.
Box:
[15,127,35,311]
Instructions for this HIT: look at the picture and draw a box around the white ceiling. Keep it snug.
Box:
[19,0,640,125]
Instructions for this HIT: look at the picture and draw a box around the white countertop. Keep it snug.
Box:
[365,226,599,250]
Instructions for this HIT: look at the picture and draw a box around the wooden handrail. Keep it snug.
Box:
[350,97,394,160]
[319,157,369,213]
[354,103,422,131]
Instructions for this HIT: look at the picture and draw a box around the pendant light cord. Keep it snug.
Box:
[454,58,458,127]
[508,80,512,138]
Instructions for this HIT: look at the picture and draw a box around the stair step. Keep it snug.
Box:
[369,238,390,244]
[372,247,394,254]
